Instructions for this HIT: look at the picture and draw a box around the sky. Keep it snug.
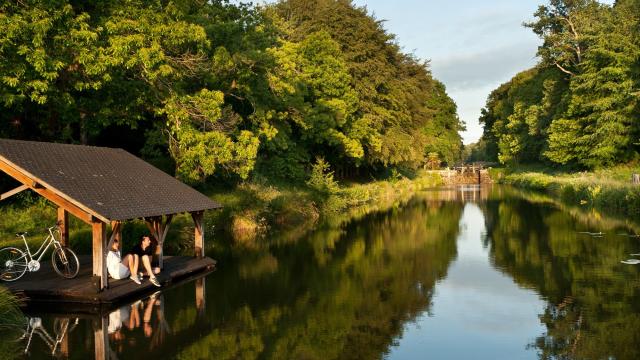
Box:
[350,0,542,144]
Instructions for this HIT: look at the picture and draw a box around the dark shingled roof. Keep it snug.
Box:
[0,139,221,221]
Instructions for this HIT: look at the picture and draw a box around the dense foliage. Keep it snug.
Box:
[478,0,640,169]
[0,0,462,185]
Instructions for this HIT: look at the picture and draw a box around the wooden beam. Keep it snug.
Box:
[92,220,108,291]
[144,215,173,269]
[93,315,109,360]
[0,184,28,201]
[107,221,122,251]
[144,217,161,267]
[0,158,108,224]
[195,277,206,318]
[60,326,69,358]
[191,211,204,258]
[57,207,69,247]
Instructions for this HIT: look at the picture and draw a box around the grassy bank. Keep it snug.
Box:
[0,171,443,252]
[201,171,444,245]
[492,165,640,217]
[0,285,22,356]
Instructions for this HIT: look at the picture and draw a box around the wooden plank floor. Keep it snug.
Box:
[4,255,215,306]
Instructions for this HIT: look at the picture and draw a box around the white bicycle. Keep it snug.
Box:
[0,222,79,281]
[14,316,79,356]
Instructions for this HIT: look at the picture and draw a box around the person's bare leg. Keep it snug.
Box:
[122,254,140,283]
[141,255,158,278]
[122,254,131,268]
[143,298,154,323]
[129,304,140,329]
[132,254,139,275]
[125,254,139,276]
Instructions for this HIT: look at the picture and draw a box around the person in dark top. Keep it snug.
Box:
[130,235,161,287]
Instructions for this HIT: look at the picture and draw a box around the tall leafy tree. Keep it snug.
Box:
[479,0,640,169]
[544,2,640,166]
[270,0,463,174]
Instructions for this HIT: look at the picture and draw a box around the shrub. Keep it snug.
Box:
[307,158,339,195]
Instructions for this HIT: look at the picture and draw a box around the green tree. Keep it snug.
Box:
[270,0,463,174]
[545,4,640,167]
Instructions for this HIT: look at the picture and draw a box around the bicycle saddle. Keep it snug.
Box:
[16,232,27,237]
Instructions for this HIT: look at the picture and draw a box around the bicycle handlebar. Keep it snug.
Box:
[48,221,63,231]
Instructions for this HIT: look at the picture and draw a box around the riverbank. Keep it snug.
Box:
[0,171,443,251]
[202,171,444,244]
[0,172,442,322]
[491,166,640,217]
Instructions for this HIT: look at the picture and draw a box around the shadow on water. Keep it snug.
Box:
[2,185,640,359]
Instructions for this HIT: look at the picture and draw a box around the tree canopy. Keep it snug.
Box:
[478,0,640,169]
[0,0,463,184]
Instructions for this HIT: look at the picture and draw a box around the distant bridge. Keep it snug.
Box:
[427,164,492,185]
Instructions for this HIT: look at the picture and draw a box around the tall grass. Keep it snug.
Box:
[0,286,23,360]
[495,165,640,217]
[0,286,21,325]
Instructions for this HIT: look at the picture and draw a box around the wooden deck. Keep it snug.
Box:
[5,255,215,309]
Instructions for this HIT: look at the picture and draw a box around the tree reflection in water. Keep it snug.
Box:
[8,185,640,359]
[482,187,640,360]
[175,199,464,359]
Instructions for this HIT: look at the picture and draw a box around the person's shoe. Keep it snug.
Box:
[139,272,145,279]
[149,276,161,287]
[130,274,141,285]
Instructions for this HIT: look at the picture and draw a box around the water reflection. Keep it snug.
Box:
[108,291,170,353]
[387,202,546,360]
[5,185,640,359]
[179,198,464,359]
[481,188,640,360]
[9,316,78,357]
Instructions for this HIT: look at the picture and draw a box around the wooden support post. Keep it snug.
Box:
[92,220,108,291]
[94,315,109,360]
[60,320,70,358]
[195,277,206,318]
[109,221,122,250]
[57,207,69,247]
[191,211,204,258]
[145,215,173,269]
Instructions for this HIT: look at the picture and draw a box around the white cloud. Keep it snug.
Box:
[432,40,539,92]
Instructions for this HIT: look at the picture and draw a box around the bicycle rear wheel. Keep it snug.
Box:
[51,246,79,279]
[0,247,28,281]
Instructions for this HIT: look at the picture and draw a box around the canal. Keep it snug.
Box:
[5,185,640,359]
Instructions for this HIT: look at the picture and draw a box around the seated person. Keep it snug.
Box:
[130,235,161,287]
[106,239,141,284]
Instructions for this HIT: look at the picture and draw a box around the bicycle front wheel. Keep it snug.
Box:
[51,246,79,279]
[0,247,28,281]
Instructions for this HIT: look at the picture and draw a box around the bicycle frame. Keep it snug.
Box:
[20,227,62,263]
[20,317,77,356]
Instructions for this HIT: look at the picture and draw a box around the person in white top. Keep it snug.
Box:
[106,239,141,284]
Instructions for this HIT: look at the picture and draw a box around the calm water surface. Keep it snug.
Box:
[7,186,640,359]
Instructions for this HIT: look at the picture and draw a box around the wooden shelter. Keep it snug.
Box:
[0,138,221,292]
